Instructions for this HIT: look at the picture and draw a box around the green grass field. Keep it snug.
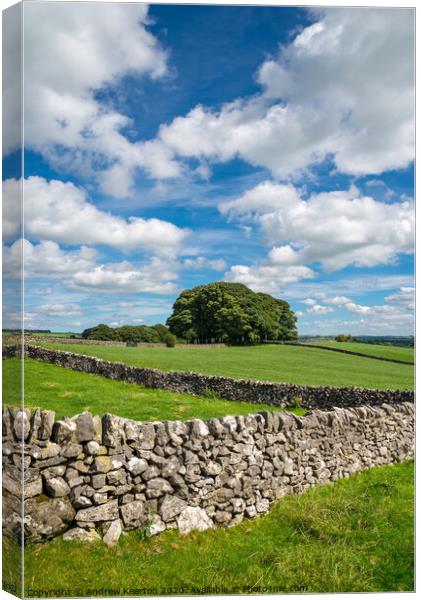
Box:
[39,342,414,390]
[2,358,306,420]
[307,341,414,363]
[3,461,412,595]
[32,332,81,337]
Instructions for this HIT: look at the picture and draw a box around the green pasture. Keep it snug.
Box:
[2,358,306,421]
[3,461,413,594]
[307,341,414,363]
[38,342,414,390]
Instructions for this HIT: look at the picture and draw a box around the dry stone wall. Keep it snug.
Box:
[18,345,415,410]
[19,337,226,348]
[2,402,414,546]
[2,345,20,359]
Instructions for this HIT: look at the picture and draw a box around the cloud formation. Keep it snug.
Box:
[301,298,333,314]
[3,239,97,279]
[11,5,413,197]
[384,287,414,310]
[70,258,179,295]
[225,245,316,294]
[157,8,414,179]
[183,256,227,272]
[3,239,181,296]
[343,287,414,317]
[295,285,414,336]
[3,177,189,257]
[281,275,414,301]
[6,3,179,196]
[221,182,414,284]
[35,303,82,318]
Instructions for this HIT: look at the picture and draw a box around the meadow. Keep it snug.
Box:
[39,342,414,390]
[4,461,413,594]
[2,358,306,420]
[307,341,414,363]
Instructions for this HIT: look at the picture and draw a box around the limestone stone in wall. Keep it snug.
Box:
[2,401,414,546]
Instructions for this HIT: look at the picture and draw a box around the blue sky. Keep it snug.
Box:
[2,2,414,335]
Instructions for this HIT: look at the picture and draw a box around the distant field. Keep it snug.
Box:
[307,341,414,363]
[30,332,81,338]
[38,342,413,390]
[6,461,413,594]
[2,358,306,420]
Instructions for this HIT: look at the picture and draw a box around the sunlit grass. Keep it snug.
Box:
[39,342,414,390]
[2,358,306,421]
[307,341,414,363]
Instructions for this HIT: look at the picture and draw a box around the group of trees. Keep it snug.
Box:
[166,282,297,344]
[82,323,176,346]
[82,282,297,345]
[334,334,355,342]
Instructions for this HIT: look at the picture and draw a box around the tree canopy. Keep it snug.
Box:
[335,334,354,342]
[81,323,172,343]
[166,282,297,343]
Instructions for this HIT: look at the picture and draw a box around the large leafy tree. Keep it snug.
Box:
[167,282,297,343]
[81,323,118,340]
[276,299,298,341]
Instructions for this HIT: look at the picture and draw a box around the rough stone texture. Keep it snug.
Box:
[102,519,122,547]
[177,507,214,534]
[74,412,95,443]
[3,473,42,499]
[21,345,414,410]
[44,476,71,498]
[146,478,174,498]
[127,457,148,476]
[2,401,413,544]
[120,500,147,529]
[13,410,31,442]
[76,500,119,522]
[16,496,75,541]
[63,528,101,543]
[86,441,100,456]
[149,514,166,536]
[160,495,188,522]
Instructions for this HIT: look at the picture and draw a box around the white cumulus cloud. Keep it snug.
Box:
[35,303,82,318]
[70,257,179,295]
[220,181,414,272]
[305,304,334,315]
[3,239,97,279]
[3,177,189,257]
[183,256,227,272]
[4,3,178,196]
[225,247,316,295]
[384,287,414,310]
[157,7,414,179]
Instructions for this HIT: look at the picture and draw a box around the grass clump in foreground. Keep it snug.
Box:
[12,461,414,594]
[2,358,306,420]
[40,342,414,390]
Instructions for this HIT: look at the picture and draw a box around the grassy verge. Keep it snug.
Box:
[11,461,414,594]
[306,341,414,363]
[2,358,306,421]
[38,342,414,390]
